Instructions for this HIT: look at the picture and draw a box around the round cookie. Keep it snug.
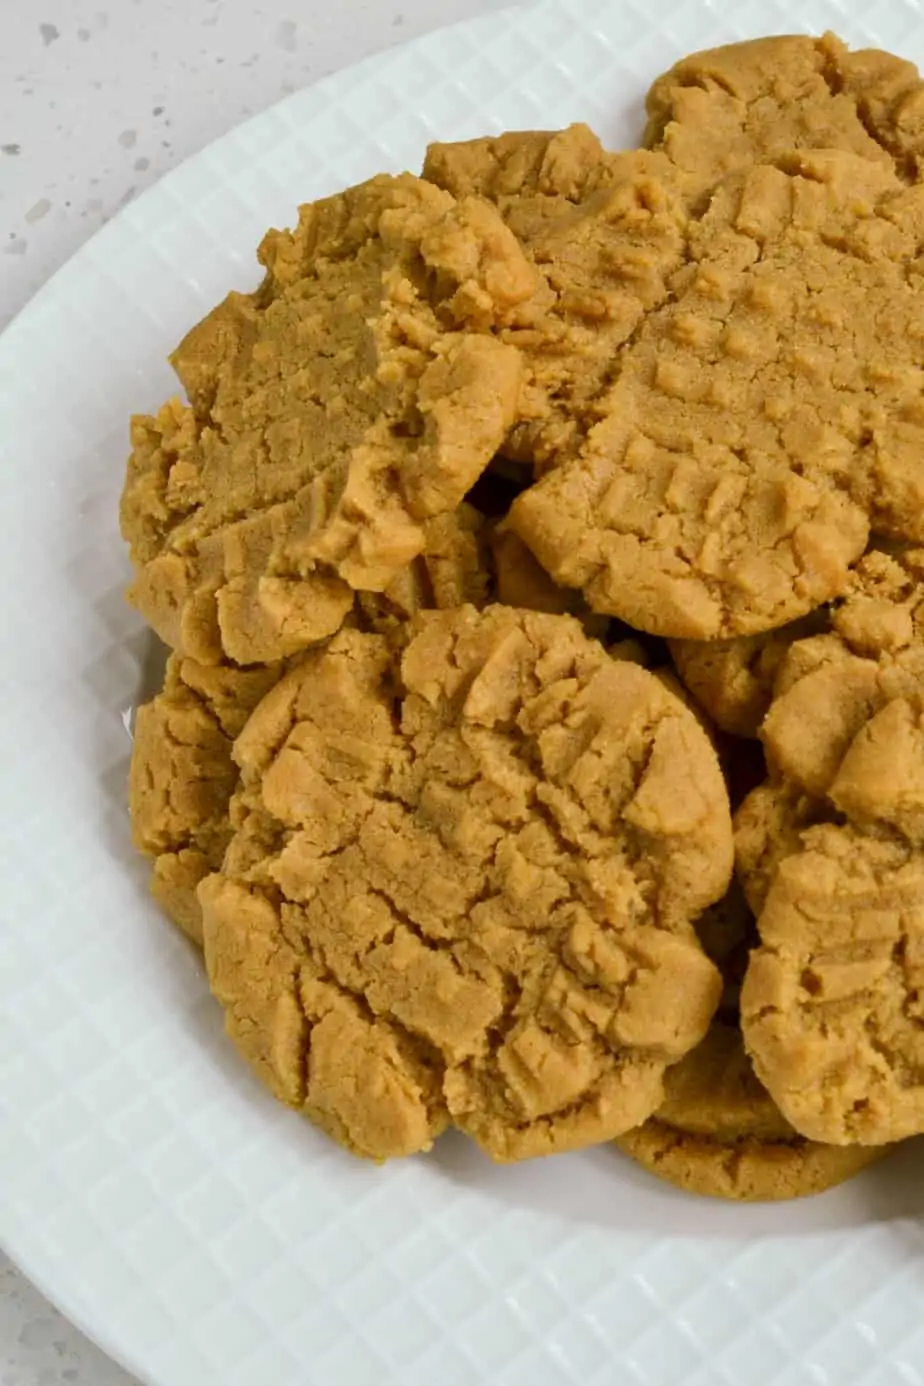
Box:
[669,611,827,739]
[615,1021,885,1200]
[509,147,924,639]
[741,820,924,1145]
[645,35,924,206]
[199,606,733,1161]
[130,654,284,944]
[120,172,532,665]
[423,125,688,470]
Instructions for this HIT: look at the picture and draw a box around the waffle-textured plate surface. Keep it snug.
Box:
[1,2,923,1383]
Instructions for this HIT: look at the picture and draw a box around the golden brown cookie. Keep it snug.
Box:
[615,1021,885,1200]
[130,655,284,944]
[734,548,924,1144]
[424,125,687,470]
[121,173,532,665]
[669,612,827,739]
[645,35,924,206]
[510,148,924,639]
[199,606,733,1161]
[741,821,924,1145]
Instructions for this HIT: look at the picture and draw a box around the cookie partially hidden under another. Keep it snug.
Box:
[669,613,827,739]
[616,1021,886,1200]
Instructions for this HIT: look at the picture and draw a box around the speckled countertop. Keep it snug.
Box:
[0,1,503,1381]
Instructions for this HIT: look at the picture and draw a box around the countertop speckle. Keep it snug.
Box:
[0,0,506,327]
[0,0,503,1380]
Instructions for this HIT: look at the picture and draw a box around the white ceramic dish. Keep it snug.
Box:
[1,2,923,1383]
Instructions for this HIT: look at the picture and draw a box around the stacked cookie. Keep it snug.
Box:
[122,34,924,1198]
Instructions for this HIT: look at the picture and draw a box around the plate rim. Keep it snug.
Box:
[2,2,924,1383]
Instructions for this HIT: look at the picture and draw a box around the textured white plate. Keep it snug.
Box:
[2,2,924,1383]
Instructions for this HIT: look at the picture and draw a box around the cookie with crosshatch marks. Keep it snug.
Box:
[510,148,924,639]
[741,821,924,1146]
[120,172,530,666]
[199,605,733,1161]
[427,44,924,641]
[735,548,924,1145]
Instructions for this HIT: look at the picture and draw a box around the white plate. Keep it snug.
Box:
[2,2,924,1383]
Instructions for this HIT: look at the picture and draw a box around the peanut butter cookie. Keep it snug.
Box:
[737,549,924,1143]
[762,549,924,799]
[616,1020,885,1199]
[200,606,732,1161]
[488,524,610,640]
[741,821,924,1145]
[510,150,924,638]
[734,778,831,917]
[121,173,531,665]
[644,34,924,206]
